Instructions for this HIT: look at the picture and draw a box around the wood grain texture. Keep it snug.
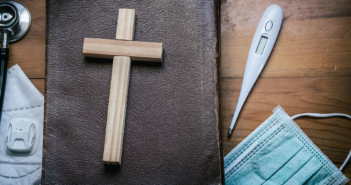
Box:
[103,56,131,165]
[83,38,163,62]
[116,9,135,40]
[221,0,351,78]
[221,0,351,181]
[30,79,45,95]
[102,9,137,164]
[221,78,351,162]
[9,34,45,78]
[4,0,46,79]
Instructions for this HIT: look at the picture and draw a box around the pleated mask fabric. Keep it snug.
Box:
[224,106,349,185]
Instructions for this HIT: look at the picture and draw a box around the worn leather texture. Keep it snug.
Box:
[44,0,220,184]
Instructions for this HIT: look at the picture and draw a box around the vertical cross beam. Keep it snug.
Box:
[103,9,135,165]
[82,9,162,165]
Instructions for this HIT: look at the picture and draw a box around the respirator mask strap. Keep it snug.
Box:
[292,113,351,171]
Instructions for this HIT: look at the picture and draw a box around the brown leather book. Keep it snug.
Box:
[44,0,221,184]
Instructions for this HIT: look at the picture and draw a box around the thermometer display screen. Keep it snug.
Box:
[255,36,268,55]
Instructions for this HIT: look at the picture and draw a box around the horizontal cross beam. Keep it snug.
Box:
[83,38,163,62]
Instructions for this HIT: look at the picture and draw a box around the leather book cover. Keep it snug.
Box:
[44,0,221,184]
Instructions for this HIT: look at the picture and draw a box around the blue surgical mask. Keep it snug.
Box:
[224,106,350,185]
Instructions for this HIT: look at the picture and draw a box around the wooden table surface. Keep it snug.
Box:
[4,0,45,95]
[221,0,351,181]
[5,0,351,182]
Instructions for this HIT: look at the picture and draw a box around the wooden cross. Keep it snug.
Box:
[83,9,163,165]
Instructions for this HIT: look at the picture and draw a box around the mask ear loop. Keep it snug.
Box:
[291,113,351,171]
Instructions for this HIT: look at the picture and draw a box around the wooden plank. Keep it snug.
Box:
[14,0,46,35]
[116,9,135,40]
[83,38,163,62]
[30,79,45,95]
[221,1,351,78]
[9,34,45,78]
[103,8,135,165]
[103,56,131,165]
[6,0,46,79]
[221,0,351,180]
[221,77,351,162]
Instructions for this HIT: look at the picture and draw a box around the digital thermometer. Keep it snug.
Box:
[228,4,283,136]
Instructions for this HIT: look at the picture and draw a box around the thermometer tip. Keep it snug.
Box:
[228,128,233,136]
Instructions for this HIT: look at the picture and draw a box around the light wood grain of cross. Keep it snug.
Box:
[104,9,135,165]
[82,9,162,165]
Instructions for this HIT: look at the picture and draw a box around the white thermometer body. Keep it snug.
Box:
[228,4,283,136]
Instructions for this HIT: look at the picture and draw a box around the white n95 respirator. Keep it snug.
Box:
[0,64,44,185]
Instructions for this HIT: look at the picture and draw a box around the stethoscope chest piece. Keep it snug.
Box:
[0,0,30,43]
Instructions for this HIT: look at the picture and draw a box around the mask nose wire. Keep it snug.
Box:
[291,113,351,171]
